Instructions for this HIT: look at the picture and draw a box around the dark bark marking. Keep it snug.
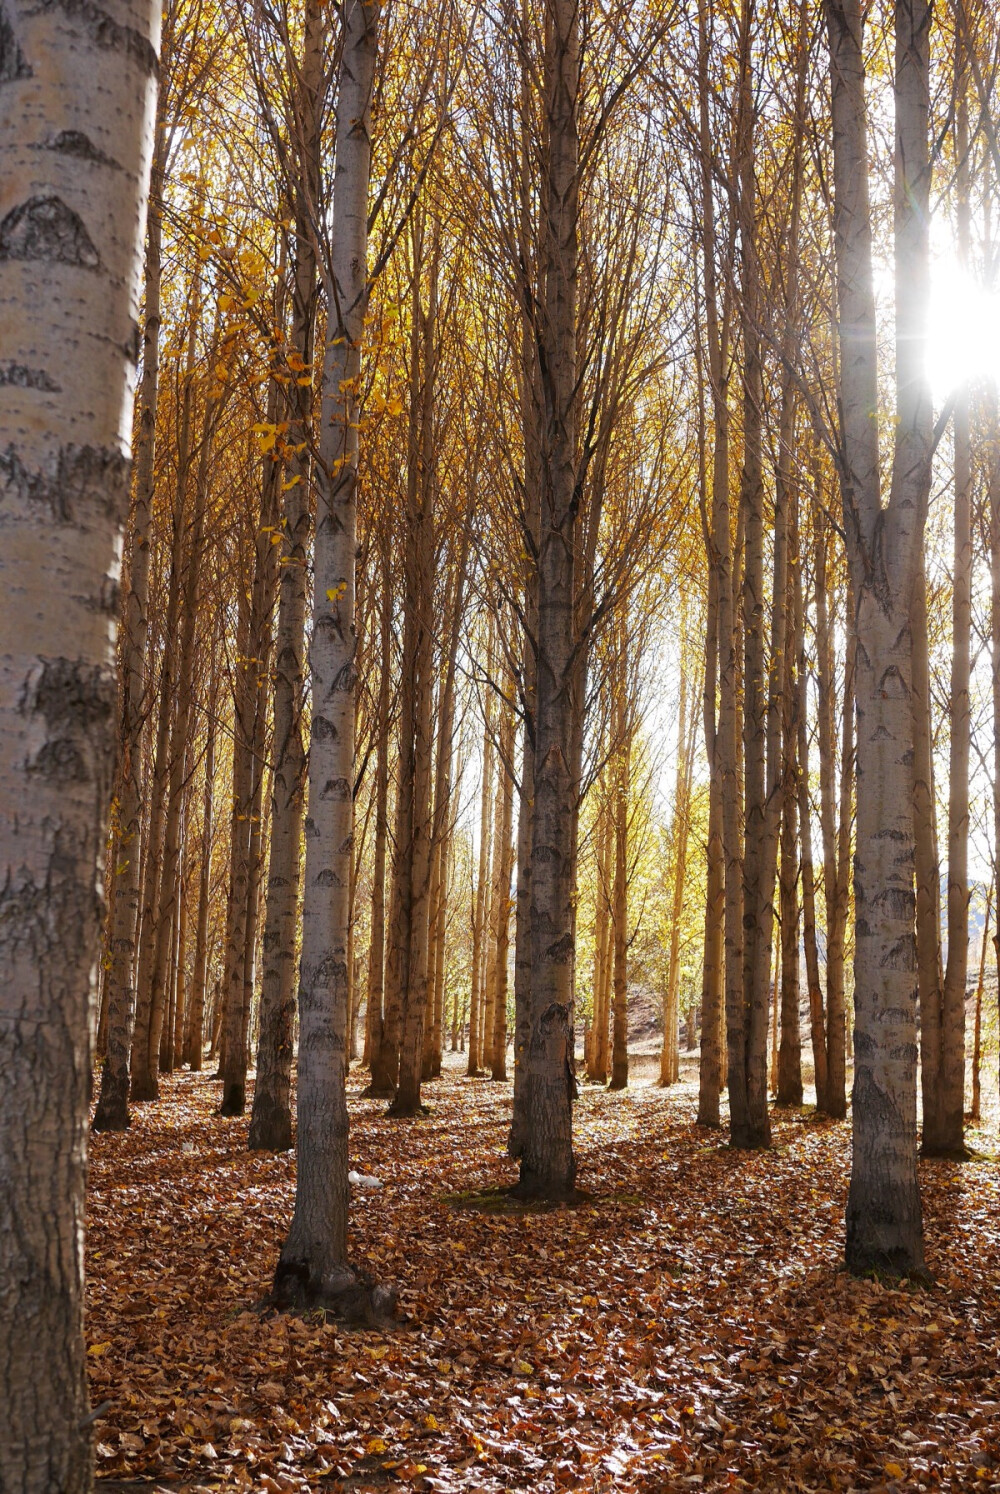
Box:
[20,657,117,786]
[877,664,908,699]
[0,442,129,523]
[0,3,31,78]
[882,936,916,971]
[872,886,913,920]
[40,128,121,169]
[545,932,574,962]
[319,776,350,800]
[0,195,99,267]
[27,0,158,75]
[0,362,60,391]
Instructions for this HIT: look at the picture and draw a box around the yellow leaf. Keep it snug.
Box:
[387,396,404,416]
[884,1464,905,1480]
[219,293,234,312]
[282,476,301,491]
[366,1437,387,1456]
[88,1342,112,1357]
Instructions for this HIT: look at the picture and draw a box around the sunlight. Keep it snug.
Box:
[927,262,1000,398]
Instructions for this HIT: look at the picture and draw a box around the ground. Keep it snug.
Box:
[88,1053,1000,1492]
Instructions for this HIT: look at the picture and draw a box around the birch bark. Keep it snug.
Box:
[272,0,393,1315]
[248,0,322,1148]
[0,0,158,1478]
[825,0,931,1273]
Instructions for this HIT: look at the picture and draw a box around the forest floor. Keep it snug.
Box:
[89,1056,1000,1493]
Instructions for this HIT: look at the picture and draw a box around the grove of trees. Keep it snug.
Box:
[3,0,1000,1486]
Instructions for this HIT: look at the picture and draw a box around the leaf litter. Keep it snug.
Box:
[88,1065,1000,1492]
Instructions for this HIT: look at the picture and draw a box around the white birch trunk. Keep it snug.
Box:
[272,0,392,1316]
[826,0,930,1274]
[0,0,158,1481]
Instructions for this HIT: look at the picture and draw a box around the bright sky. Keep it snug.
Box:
[928,264,1000,400]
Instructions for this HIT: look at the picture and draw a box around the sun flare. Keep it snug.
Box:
[927,264,1000,398]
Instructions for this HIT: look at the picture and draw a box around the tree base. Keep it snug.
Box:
[93,1072,131,1132]
[360,1081,396,1100]
[129,1073,159,1103]
[385,1098,430,1118]
[511,1171,579,1207]
[219,1081,246,1117]
[607,1077,628,1092]
[919,1140,971,1162]
[728,1129,771,1150]
[510,1167,581,1204]
[248,1098,292,1151]
[270,1258,398,1324]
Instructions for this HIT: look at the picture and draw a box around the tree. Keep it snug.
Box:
[271,0,394,1314]
[0,0,159,1481]
[825,0,931,1274]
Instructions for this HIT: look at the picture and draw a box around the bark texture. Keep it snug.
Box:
[515,0,580,1202]
[273,0,392,1316]
[0,0,158,1482]
[826,0,930,1274]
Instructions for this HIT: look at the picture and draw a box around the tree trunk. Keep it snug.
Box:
[0,0,157,1477]
[777,490,802,1107]
[609,641,631,1092]
[249,0,321,1148]
[695,0,731,1131]
[911,551,945,1146]
[129,309,196,1101]
[468,694,495,1076]
[796,547,828,1113]
[491,701,516,1081]
[971,886,990,1124]
[662,620,696,1087]
[93,106,165,1131]
[144,386,213,1096]
[273,0,393,1315]
[363,530,393,1069]
[515,0,580,1201]
[777,744,802,1105]
[390,226,438,1117]
[932,71,972,1158]
[827,0,930,1274]
[185,684,217,1070]
[589,802,612,1083]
